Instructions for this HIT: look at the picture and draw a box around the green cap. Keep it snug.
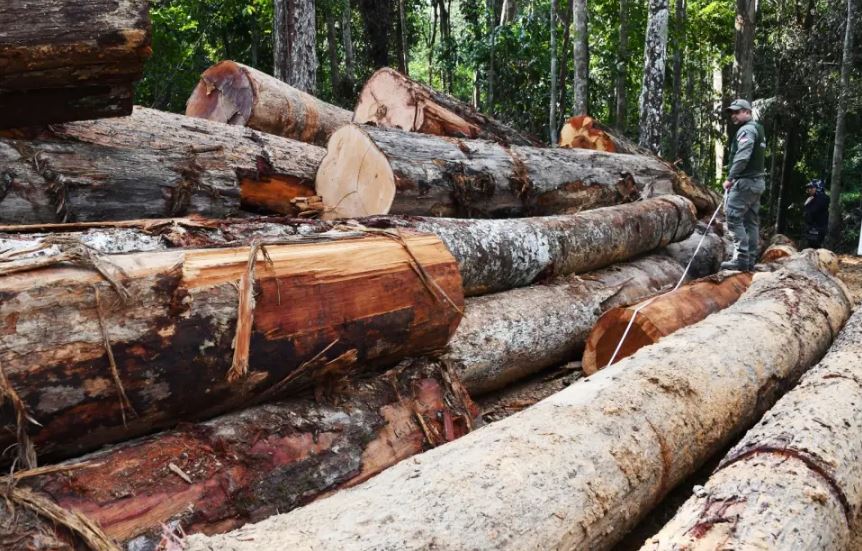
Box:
[726,99,752,112]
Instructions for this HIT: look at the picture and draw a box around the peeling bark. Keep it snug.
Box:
[0,107,325,224]
[186,61,351,146]
[316,124,689,219]
[0,230,462,463]
[0,360,477,550]
[0,0,152,128]
[354,68,541,146]
[183,250,851,551]
[643,307,862,550]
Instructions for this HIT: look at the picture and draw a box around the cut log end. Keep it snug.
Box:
[316,125,395,220]
[185,60,254,126]
[558,116,618,153]
[582,309,658,375]
[354,68,422,132]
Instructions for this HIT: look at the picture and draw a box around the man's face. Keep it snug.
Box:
[729,109,751,125]
[806,186,816,196]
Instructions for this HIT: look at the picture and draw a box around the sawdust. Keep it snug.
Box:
[837,255,862,306]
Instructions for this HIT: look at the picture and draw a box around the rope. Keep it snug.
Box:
[604,189,729,369]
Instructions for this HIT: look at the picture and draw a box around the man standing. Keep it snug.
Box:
[721,99,767,271]
[803,179,830,248]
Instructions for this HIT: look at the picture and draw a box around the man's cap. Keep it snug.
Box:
[805,179,825,192]
[726,99,752,112]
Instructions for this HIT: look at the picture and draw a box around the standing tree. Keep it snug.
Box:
[358,0,392,68]
[827,0,856,247]
[732,0,757,100]
[667,0,686,160]
[572,0,589,116]
[273,0,317,93]
[550,0,559,142]
[638,0,669,153]
[398,0,409,74]
[614,0,630,129]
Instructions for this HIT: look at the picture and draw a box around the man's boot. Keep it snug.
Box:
[720,259,750,271]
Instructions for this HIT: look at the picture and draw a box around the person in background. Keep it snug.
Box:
[803,179,830,248]
[721,99,768,271]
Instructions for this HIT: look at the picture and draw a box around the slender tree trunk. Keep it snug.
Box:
[776,123,800,234]
[732,0,757,100]
[342,0,355,86]
[826,0,855,248]
[326,12,342,93]
[638,0,670,153]
[273,0,318,93]
[398,0,410,74]
[667,0,685,160]
[358,0,392,68]
[614,0,630,129]
[499,0,517,24]
[558,0,573,121]
[549,0,559,143]
[713,62,724,182]
[572,0,589,115]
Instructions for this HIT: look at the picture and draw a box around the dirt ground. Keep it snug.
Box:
[838,255,862,306]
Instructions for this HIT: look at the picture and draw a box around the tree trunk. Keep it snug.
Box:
[448,254,687,395]
[0,229,462,463]
[0,0,152,128]
[549,0,559,143]
[732,0,756,100]
[342,0,355,86]
[662,221,730,278]
[316,124,690,219]
[583,272,753,374]
[614,0,630,130]
[776,122,800,233]
[643,307,862,550]
[186,61,352,147]
[499,0,517,24]
[557,0,573,123]
[638,0,670,153]
[398,0,410,74]
[760,239,797,263]
[572,0,589,116]
[0,107,325,224]
[826,0,855,248]
[326,12,342,92]
[0,359,477,550]
[183,250,852,551]
[273,0,318,93]
[667,0,686,160]
[354,68,541,145]
[477,366,581,424]
[557,117,724,215]
[358,0,392,68]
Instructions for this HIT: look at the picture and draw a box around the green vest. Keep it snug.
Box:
[729,121,766,178]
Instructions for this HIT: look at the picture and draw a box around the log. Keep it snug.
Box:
[448,254,686,395]
[353,67,542,146]
[643,307,862,550]
[661,221,730,279]
[0,359,477,550]
[0,0,152,128]
[0,107,325,224]
[760,235,797,263]
[0,228,462,463]
[362,195,698,296]
[185,60,352,146]
[582,272,753,375]
[558,115,722,215]
[477,366,582,424]
[315,124,693,219]
[182,250,851,551]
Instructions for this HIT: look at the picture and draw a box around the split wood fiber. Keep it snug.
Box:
[316,123,690,219]
[354,67,541,146]
[643,306,862,550]
[582,272,753,374]
[186,60,352,146]
[182,250,851,551]
[0,228,462,462]
[0,0,151,128]
[0,360,477,550]
[448,254,687,395]
[0,107,325,224]
[363,195,698,296]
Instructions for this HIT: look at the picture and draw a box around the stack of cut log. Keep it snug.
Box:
[5,23,854,549]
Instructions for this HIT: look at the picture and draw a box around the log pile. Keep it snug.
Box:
[3,36,857,551]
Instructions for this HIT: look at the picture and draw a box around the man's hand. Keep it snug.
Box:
[722,179,734,191]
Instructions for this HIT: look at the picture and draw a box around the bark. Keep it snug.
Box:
[183,250,852,551]
[572,0,589,116]
[186,61,352,147]
[499,0,517,24]
[662,221,730,278]
[316,124,691,219]
[398,0,409,75]
[643,306,862,550]
[638,0,670,153]
[582,272,753,374]
[325,13,342,91]
[0,360,478,550]
[477,366,581,423]
[0,0,152,128]
[354,68,541,146]
[615,0,630,130]
[0,107,325,224]
[557,117,724,215]
[273,0,317,93]
[0,229,462,462]
[448,254,687,395]
[549,0,559,143]
[776,122,800,233]
[732,0,756,100]
[826,0,855,248]
[342,0,355,85]
[667,0,686,160]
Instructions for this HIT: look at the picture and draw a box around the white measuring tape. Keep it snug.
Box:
[604,189,730,368]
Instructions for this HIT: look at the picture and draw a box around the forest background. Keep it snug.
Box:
[136,0,859,250]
